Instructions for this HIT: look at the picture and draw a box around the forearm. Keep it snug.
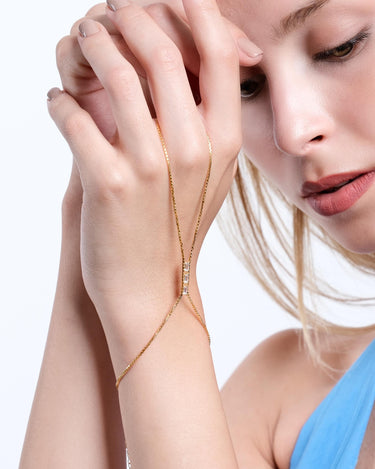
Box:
[102,286,238,469]
[19,199,126,469]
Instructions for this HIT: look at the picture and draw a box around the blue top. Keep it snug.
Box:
[290,339,375,469]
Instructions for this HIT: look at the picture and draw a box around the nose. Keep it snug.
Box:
[270,70,334,157]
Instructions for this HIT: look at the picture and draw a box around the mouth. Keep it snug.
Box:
[301,171,375,216]
[302,172,368,197]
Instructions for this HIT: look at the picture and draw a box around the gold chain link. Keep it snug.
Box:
[115,123,212,389]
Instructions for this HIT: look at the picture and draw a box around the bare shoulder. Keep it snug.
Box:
[220,328,307,469]
[221,328,375,468]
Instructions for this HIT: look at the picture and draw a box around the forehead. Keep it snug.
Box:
[218,0,352,44]
[219,0,311,34]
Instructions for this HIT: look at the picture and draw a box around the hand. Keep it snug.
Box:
[56,1,262,141]
[58,0,203,211]
[48,0,262,335]
[57,1,200,142]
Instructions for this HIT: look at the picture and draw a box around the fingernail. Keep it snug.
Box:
[106,0,131,11]
[47,87,63,101]
[78,20,100,38]
[237,37,263,59]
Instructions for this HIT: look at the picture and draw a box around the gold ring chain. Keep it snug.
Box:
[115,123,212,389]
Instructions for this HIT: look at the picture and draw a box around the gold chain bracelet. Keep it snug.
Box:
[115,123,212,389]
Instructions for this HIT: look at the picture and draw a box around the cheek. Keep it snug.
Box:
[334,46,375,142]
[241,102,295,196]
[350,70,375,140]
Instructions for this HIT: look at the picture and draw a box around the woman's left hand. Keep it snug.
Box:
[47,0,259,337]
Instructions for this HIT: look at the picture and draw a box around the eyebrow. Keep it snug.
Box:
[276,0,331,38]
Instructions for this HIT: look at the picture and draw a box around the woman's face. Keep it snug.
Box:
[221,0,375,253]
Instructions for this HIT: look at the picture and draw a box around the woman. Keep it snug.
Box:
[19,0,375,467]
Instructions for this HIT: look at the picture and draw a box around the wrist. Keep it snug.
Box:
[95,271,203,354]
[100,287,207,382]
[92,259,200,324]
[56,198,90,307]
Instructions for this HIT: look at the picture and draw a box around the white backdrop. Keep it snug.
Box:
[0,1,317,467]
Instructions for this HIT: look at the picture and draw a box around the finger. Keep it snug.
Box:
[145,3,200,77]
[69,3,200,75]
[56,30,155,133]
[144,1,262,69]
[47,88,113,185]
[106,2,205,153]
[182,0,242,147]
[60,3,201,105]
[57,33,145,95]
[218,17,263,66]
[62,6,146,96]
[68,3,200,78]
[84,2,107,19]
[76,20,160,156]
[56,35,99,95]
[65,8,146,85]
[70,4,116,36]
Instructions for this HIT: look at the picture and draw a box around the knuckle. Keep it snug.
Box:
[216,41,238,63]
[98,169,128,200]
[107,173,127,197]
[105,66,137,98]
[55,36,71,69]
[202,38,237,64]
[196,0,217,17]
[181,141,208,171]
[137,154,165,182]
[61,112,87,139]
[115,6,143,26]
[145,2,171,21]
[152,44,182,72]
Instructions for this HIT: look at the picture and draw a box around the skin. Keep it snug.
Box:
[22,1,252,468]
[226,0,375,253]
[20,0,375,468]
[19,163,127,469]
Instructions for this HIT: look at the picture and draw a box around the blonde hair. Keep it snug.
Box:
[218,153,375,362]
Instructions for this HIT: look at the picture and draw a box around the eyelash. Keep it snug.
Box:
[313,30,370,62]
[240,30,370,100]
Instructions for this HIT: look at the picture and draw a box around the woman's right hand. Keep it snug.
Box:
[49,0,262,349]
[57,1,205,223]
[56,0,263,313]
[56,0,262,143]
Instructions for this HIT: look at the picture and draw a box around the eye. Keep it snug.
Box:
[330,42,354,58]
[240,75,266,99]
[314,30,370,62]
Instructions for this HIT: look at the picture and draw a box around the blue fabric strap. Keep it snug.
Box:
[290,339,375,469]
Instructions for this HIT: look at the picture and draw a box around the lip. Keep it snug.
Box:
[301,171,370,197]
[302,171,375,216]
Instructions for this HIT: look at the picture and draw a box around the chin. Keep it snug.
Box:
[308,195,375,255]
[339,239,375,255]
[327,226,375,255]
